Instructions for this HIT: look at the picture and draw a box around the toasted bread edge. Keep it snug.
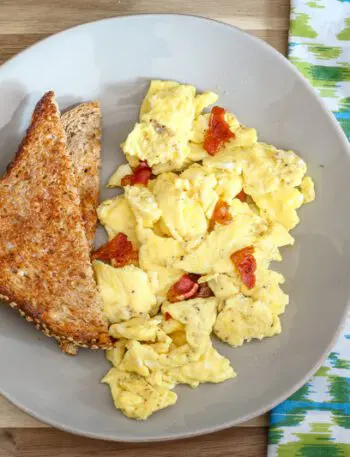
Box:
[0,92,111,353]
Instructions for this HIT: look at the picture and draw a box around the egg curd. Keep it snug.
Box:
[94,80,315,420]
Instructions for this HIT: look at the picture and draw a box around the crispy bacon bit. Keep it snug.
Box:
[231,246,257,289]
[167,274,199,303]
[236,190,247,202]
[196,282,214,298]
[209,199,233,232]
[188,273,201,282]
[92,233,138,267]
[167,273,214,302]
[203,106,235,155]
[165,312,172,321]
[120,174,134,186]
[121,161,152,186]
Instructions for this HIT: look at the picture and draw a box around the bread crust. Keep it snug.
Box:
[0,92,111,353]
[61,102,101,249]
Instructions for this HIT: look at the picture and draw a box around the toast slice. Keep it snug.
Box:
[0,91,111,354]
[61,103,101,249]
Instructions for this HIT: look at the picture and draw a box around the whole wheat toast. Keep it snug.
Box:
[0,91,111,354]
[61,103,101,249]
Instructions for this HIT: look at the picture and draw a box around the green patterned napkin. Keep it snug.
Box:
[268,1,350,455]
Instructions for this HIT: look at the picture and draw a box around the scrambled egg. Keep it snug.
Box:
[107,163,133,188]
[102,302,235,419]
[95,80,315,420]
[122,80,218,172]
[124,185,161,228]
[152,172,208,242]
[102,369,177,420]
[138,228,185,301]
[93,261,157,323]
[97,196,138,247]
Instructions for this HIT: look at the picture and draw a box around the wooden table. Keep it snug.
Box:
[0,1,289,455]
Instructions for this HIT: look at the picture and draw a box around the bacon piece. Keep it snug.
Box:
[203,106,235,155]
[187,273,201,282]
[196,282,214,298]
[121,161,152,186]
[165,312,172,321]
[209,199,233,232]
[92,233,138,267]
[236,190,247,202]
[132,163,152,185]
[167,274,199,303]
[188,274,214,298]
[167,273,214,302]
[231,246,257,289]
[120,175,134,186]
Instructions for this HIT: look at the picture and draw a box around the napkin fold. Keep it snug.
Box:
[268,1,350,455]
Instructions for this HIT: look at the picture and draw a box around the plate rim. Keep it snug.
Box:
[0,13,349,442]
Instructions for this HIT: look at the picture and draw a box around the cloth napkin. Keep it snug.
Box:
[268,1,350,455]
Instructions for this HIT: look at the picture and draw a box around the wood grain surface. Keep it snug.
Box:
[0,0,290,64]
[0,427,268,457]
[0,0,289,455]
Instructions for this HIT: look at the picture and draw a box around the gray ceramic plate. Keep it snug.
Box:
[0,14,349,442]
